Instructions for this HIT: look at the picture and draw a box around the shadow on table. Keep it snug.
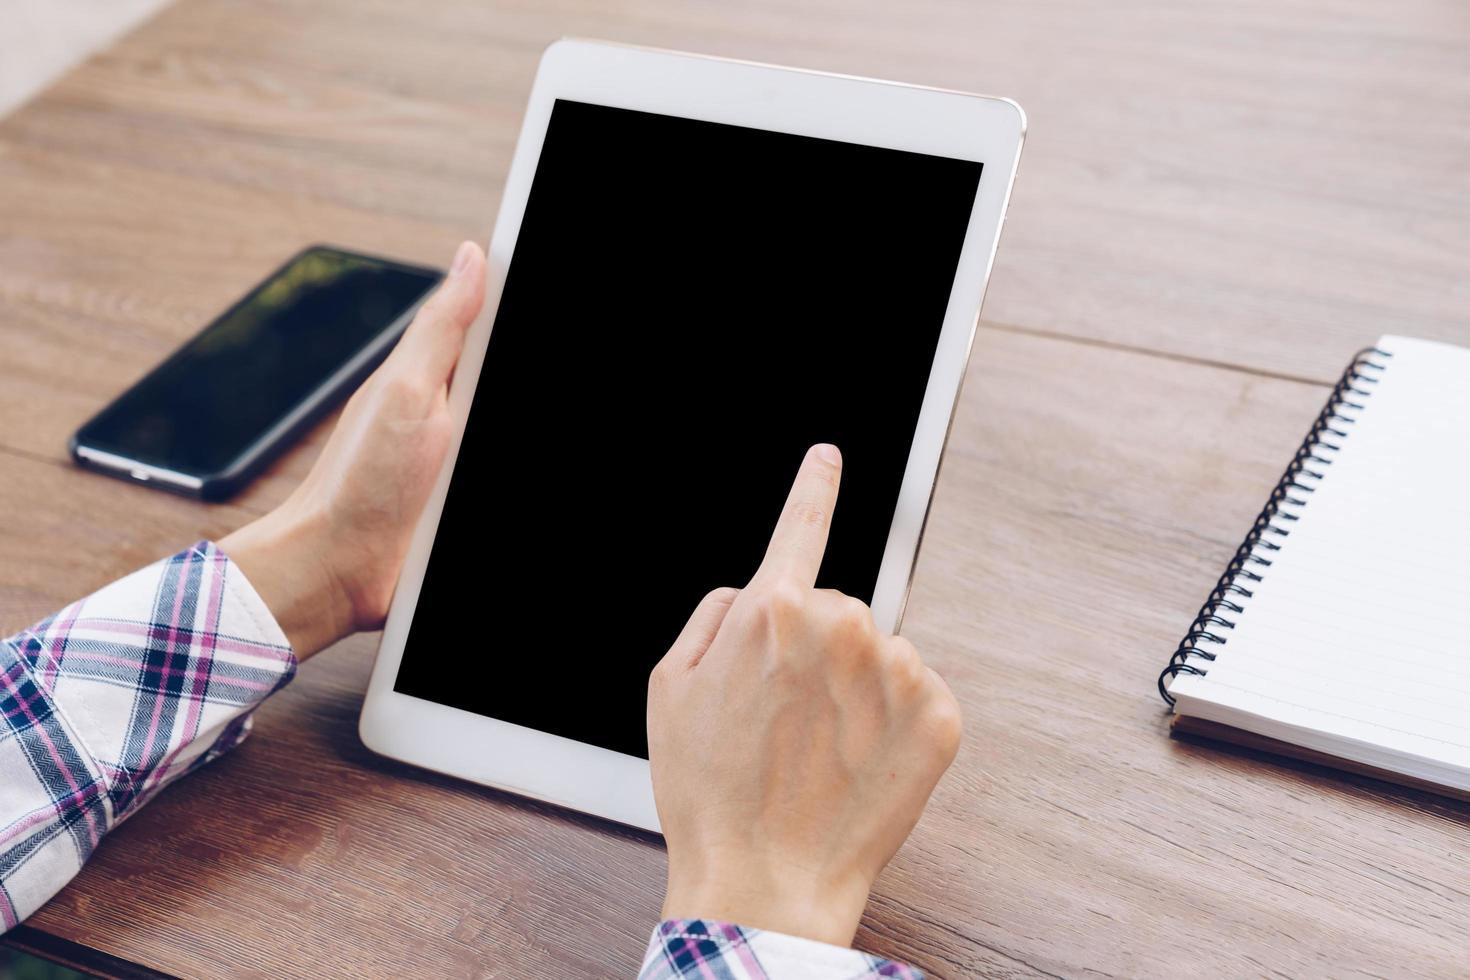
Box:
[1169,729,1470,829]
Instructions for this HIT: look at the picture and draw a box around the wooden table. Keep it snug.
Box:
[3,0,1468,976]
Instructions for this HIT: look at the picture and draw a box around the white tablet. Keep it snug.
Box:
[359,39,1024,831]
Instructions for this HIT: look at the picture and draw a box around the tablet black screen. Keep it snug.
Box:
[393,99,982,759]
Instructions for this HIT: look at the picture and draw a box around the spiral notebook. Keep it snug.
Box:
[1159,335,1470,802]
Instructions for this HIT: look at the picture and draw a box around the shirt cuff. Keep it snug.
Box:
[1,541,295,928]
[36,540,295,814]
[638,919,923,979]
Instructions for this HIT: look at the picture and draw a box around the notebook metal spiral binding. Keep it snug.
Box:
[1157,346,1395,705]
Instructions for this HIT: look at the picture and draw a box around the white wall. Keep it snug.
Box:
[0,0,172,117]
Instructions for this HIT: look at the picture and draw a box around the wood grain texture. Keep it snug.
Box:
[3,0,1470,976]
[3,0,1469,402]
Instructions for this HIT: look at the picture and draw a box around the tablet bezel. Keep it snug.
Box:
[359,38,1025,832]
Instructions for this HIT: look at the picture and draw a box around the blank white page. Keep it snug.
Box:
[1168,335,1470,790]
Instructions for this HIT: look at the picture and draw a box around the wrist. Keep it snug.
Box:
[218,503,356,659]
[661,860,871,948]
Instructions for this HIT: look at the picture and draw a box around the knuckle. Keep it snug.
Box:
[883,636,924,682]
[745,581,807,630]
[789,499,830,531]
[705,586,741,608]
[924,685,964,754]
[381,370,430,406]
[648,652,679,693]
[768,582,808,617]
[829,596,876,648]
[838,594,873,627]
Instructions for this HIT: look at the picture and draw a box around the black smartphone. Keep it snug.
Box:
[71,245,443,501]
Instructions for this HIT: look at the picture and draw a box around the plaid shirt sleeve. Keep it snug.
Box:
[639,919,922,979]
[0,541,295,930]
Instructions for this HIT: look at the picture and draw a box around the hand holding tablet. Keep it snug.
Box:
[650,444,962,947]
[221,242,488,658]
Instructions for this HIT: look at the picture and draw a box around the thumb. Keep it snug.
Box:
[387,240,486,386]
[662,587,740,673]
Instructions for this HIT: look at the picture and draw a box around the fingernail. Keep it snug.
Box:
[449,241,476,277]
[812,443,841,465]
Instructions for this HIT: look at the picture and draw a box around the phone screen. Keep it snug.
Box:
[75,246,441,481]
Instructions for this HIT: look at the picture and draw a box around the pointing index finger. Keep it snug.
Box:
[754,444,843,588]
